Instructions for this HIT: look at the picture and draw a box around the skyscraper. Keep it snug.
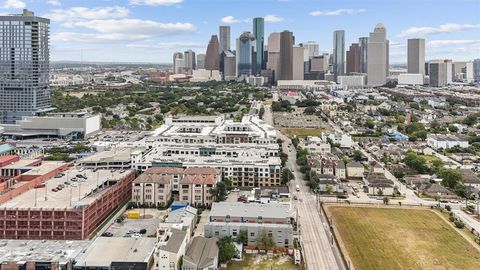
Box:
[173,52,184,73]
[184,50,196,73]
[367,23,388,86]
[300,41,319,73]
[333,30,345,81]
[407,38,425,75]
[429,60,446,87]
[292,46,304,80]
[0,10,50,124]
[278,30,293,80]
[346,43,361,74]
[474,59,480,82]
[196,54,206,69]
[359,37,368,74]
[267,32,280,81]
[219,26,231,53]
[253,17,265,74]
[221,50,236,80]
[237,32,255,76]
[205,35,220,70]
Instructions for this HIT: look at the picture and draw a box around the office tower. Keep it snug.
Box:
[292,46,304,80]
[444,59,452,84]
[184,50,196,73]
[253,17,265,74]
[359,37,368,73]
[333,30,345,81]
[0,10,50,124]
[429,60,446,87]
[196,54,206,69]
[474,59,480,82]
[367,23,388,86]
[407,38,425,75]
[310,54,329,72]
[278,30,293,80]
[220,50,236,80]
[300,41,319,73]
[346,43,361,74]
[173,52,183,73]
[205,35,220,70]
[465,61,474,83]
[219,26,231,53]
[267,32,280,81]
[237,32,255,76]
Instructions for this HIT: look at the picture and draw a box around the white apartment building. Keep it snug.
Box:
[427,134,469,150]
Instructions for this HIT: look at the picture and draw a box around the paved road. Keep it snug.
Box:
[453,209,480,234]
[264,104,345,270]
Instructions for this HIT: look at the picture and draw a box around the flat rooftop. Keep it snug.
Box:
[0,240,89,264]
[79,148,135,163]
[0,168,132,209]
[75,237,156,267]
[22,161,65,176]
[1,159,39,169]
[210,202,291,219]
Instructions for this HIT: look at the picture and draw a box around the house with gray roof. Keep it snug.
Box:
[182,237,219,270]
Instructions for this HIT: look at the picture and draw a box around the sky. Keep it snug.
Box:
[1,0,479,63]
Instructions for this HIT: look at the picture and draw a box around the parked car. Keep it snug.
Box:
[101,232,113,237]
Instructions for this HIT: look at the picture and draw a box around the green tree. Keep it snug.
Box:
[236,229,248,245]
[439,168,463,189]
[325,184,333,195]
[218,236,238,263]
[281,168,294,185]
[210,182,228,202]
[448,125,459,133]
[352,150,363,161]
[404,152,428,173]
[256,230,275,250]
[304,106,316,115]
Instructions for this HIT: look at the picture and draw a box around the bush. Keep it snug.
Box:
[445,205,451,212]
[449,216,455,222]
[139,228,147,234]
[454,220,465,229]
[467,205,475,213]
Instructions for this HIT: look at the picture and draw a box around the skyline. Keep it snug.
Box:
[0,0,479,63]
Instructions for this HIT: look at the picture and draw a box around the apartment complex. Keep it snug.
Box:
[128,115,282,187]
[204,202,293,249]
[132,167,221,207]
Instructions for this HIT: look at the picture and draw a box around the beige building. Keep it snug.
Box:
[132,168,174,207]
[346,161,365,179]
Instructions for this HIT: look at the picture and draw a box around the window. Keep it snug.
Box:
[250,232,255,237]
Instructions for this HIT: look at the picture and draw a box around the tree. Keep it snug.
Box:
[325,184,333,195]
[439,168,463,189]
[383,196,389,205]
[258,106,265,119]
[210,182,228,202]
[236,229,248,245]
[256,230,275,250]
[352,150,363,161]
[448,124,459,133]
[218,236,237,263]
[431,159,444,173]
[281,168,294,185]
[377,189,383,196]
[404,152,428,173]
[365,119,375,129]
[304,106,316,115]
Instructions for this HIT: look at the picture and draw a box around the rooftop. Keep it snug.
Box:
[1,168,133,209]
[159,229,187,253]
[183,237,218,268]
[0,239,89,264]
[75,237,156,267]
[210,202,291,219]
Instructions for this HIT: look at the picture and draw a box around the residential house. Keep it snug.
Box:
[154,228,188,270]
[365,173,394,195]
[182,237,219,270]
[459,169,480,189]
[132,168,173,207]
[426,134,469,150]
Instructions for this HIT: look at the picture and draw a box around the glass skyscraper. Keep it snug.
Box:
[237,31,255,76]
[333,30,345,81]
[0,10,50,124]
[253,17,264,75]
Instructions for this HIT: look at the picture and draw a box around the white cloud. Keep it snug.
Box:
[73,19,195,36]
[52,32,148,42]
[126,42,205,50]
[310,8,366,16]
[45,6,129,23]
[47,0,61,6]
[2,0,26,9]
[129,0,182,6]
[264,15,284,23]
[221,16,243,24]
[398,23,480,37]
[427,39,480,48]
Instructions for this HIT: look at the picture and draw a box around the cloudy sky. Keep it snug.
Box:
[1,0,479,63]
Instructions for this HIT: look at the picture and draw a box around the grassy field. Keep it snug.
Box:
[326,206,480,270]
[226,255,299,270]
[280,128,327,138]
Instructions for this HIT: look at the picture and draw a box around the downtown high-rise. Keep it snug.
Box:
[367,23,388,86]
[407,38,425,75]
[0,10,50,124]
[219,26,231,53]
[278,30,293,80]
[205,35,220,70]
[253,17,265,74]
[237,32,255,76]
[359,37,368,74]
[333,30,345,81]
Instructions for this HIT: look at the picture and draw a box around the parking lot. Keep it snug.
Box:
[103,208,167,238]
